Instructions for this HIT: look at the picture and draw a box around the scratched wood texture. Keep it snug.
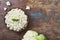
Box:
[0,0,60,40]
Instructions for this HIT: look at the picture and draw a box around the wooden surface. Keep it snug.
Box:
[0,0,60,40]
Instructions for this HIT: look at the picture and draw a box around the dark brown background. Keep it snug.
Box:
[0,0,60,40]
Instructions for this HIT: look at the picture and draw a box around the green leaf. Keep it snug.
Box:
[12,18,19,22]
[35,34,46,40]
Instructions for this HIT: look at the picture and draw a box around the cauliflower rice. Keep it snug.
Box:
[5,8,28,31]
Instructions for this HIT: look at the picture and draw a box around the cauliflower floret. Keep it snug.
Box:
[5,8,28,32]
[23,30,38,38]
[22,30,46,40]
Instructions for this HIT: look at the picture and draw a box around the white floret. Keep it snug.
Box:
[22,30,38,40]
[22,30,46,40]
[5,8,28,32]
[23,30,38,38]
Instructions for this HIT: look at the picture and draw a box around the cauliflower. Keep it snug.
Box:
[5,8,28,32]
[22,30,46,40]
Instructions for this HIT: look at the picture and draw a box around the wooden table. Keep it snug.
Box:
[0,0,60,40]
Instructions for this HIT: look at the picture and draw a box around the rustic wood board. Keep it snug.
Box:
[0,0,60,40]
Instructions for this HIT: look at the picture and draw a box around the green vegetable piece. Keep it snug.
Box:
[35,34,46,40]
[12,18,19,22]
